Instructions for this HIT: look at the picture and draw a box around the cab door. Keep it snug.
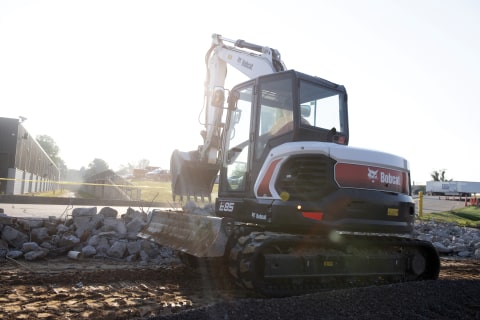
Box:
[221,84,254,195]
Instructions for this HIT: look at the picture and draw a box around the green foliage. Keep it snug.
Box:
[75,190,97,199]
[450,211,480,221]
[24,189,70,197]
[36,134,67,177]
[26,179,218,205]
[130,180,218,204]
[418,206,480,227]
[84,158,110,178]
[131,180,172,203]
[430,169,452,182]
[36,135,59,161]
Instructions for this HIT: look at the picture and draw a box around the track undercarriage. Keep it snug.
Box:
[185,230,441,297]
[141,210,440,297]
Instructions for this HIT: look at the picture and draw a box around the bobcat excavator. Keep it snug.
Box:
[140,34,440,297]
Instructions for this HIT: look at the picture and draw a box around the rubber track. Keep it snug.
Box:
[228,231,440,297]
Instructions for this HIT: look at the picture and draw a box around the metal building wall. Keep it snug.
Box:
[0,117,18,194]
[0,117,60,195]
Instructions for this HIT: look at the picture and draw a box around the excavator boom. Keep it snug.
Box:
[171,34,286,201]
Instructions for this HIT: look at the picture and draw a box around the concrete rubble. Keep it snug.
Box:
[0,206,479,262]
[0,206,177,263]
[414,220,480,258]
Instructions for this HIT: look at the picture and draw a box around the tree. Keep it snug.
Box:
[36,134,67,178]
[430,169,452,182]
[84,158,110,177]
[137,159,150,169]
[36,134,60,163]
[118,159,150,172]
[55,158,68,180]
[116,159,151,177]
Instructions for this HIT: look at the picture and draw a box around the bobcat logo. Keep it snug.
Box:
[368,168,378,183]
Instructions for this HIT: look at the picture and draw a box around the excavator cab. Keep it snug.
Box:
[218,69,349,197]
[171,69,349,203]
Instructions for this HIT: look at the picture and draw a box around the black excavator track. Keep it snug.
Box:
[227,231,440,297]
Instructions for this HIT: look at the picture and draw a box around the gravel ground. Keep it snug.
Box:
[1,199,479,319]
[146,258,480,320]
[1,256,479,319]
[153,279,480,320]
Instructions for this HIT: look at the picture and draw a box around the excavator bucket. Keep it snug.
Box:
[138,209,230,257]
[170,149,219,202]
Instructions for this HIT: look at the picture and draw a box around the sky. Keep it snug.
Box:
[0,0,479,185]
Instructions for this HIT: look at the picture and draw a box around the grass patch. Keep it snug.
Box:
[419,206,480,227]
[130,180,173,203]
[75,190,97,199]
[130,180,218,204]
[24,190,71,197]
[24,180,218,206]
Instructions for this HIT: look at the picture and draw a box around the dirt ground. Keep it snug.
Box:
[0,257,479,320]
[0,256,251,320]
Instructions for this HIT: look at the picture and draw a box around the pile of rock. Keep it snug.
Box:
[1,205,479,263]
[0,206,177,263]
[414,219,480,259]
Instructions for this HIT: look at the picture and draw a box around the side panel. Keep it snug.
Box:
[226,141,415,235]
[334,163,409,194]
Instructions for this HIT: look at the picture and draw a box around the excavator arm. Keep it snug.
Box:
[200,34,286,164]
[171,34,286,201]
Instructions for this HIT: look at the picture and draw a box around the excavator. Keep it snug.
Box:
[140,34,440,297]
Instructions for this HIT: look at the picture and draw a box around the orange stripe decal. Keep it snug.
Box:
[257,159,282,197]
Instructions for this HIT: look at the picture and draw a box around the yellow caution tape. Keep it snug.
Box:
[0,178,167,190]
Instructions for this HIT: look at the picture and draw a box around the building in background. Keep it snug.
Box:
[0,117,59,195]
